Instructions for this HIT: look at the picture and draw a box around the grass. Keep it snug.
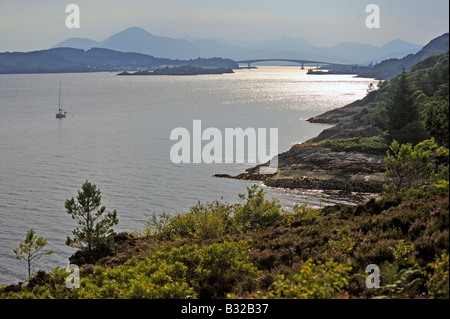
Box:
[319,137,389,154]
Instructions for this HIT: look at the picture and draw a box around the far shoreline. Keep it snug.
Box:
[117,65,234,76]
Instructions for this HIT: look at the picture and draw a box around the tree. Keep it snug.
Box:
[13,229,53,280]
[385,68,427,145]
[65,181,119,252]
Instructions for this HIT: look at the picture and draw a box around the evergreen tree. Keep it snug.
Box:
[385,68,428,144]
[13,229,53,280]
[65,181,119,252]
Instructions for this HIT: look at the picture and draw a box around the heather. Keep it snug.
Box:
[1,176,448,299]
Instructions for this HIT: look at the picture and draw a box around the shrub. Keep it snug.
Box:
[327,229,356,261]
[192,241,261,298]
[74,259,194,299]
[143,241,260,299]
[233,185,284,233]
[390,239,416,267]
[383,138,449,197]
[425,253,449,299]
[145,201,234,241]
[255,259,352,299]
[292,203,323,220]
[2,241,260,299]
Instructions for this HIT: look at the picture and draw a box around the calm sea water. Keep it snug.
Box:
[0,66,376,284]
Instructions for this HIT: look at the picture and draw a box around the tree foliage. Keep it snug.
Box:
[13,229,53,280]
[426,83,449,148]
[385,68,428,145]
[65,181,119,252]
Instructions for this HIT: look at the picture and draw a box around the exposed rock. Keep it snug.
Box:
[307,90,377,125]
[307,100,363,124]
[215,144,387,194]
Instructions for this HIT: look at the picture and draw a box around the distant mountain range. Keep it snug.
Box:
[1,29,447,76]
[52,26,424,65]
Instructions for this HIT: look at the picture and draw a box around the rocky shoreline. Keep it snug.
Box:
[214,92,388,202]
[214,144,387,197]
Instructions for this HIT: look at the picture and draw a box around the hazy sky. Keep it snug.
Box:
[0,0,448,52]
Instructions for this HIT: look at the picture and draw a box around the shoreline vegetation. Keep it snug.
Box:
[0,50,449,299]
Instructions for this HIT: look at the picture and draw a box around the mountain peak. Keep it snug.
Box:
[100,26,199,58]
[105,26,155,41]
[51,37,101,50]
[385,39,412,45]
[382,39,422,52]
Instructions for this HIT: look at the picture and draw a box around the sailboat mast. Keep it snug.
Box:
[58,82,62,110]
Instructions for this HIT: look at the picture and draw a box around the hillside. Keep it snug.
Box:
[0,47,238,74]
[357,33,449,80]
[0,50,91,74]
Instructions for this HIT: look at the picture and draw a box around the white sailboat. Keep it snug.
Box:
[55,83,67,118]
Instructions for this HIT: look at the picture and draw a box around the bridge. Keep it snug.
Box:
[236,59,349,69]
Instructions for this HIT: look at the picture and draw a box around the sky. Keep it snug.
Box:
[0,0,448,52]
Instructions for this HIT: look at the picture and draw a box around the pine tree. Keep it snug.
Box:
[13,229,53,280]
[65,181,119,252]
[385,68,427,144]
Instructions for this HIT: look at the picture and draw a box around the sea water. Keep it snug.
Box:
[0,66,376,284]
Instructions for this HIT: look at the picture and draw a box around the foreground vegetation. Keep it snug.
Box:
[1,163,448,299]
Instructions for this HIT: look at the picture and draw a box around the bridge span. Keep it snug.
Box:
[236,59,349,69]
